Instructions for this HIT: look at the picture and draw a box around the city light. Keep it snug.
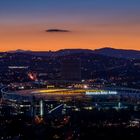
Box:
[83,85,88,89]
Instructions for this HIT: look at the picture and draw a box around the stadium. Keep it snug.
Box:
[2,87,140,104]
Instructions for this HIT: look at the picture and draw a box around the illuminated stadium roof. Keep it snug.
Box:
[2,87,140,103]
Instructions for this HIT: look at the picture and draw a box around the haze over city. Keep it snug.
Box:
[0,0,140,51]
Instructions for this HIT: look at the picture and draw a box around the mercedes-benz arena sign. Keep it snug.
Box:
[86,90,118,95]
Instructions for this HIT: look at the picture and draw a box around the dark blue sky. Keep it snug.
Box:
[1,0,140,22]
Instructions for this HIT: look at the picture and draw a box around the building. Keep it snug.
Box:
[61,58,81,81]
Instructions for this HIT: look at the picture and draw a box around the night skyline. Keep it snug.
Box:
[0,0,140,51]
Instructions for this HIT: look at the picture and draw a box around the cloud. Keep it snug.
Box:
[46,29,70,33]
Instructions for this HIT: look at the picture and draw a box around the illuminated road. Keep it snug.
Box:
[48,104,64,114]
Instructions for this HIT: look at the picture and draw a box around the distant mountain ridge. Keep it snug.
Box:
[94,47,140,59]
[6,47,140,59]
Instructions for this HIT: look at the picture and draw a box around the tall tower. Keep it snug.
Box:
[40,100,44,117]
[61,58,81,81]
[31,96,36,118]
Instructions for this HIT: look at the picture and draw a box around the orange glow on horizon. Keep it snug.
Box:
[0,23,140,51]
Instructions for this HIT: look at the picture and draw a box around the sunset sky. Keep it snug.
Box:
[0,0,140,51]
